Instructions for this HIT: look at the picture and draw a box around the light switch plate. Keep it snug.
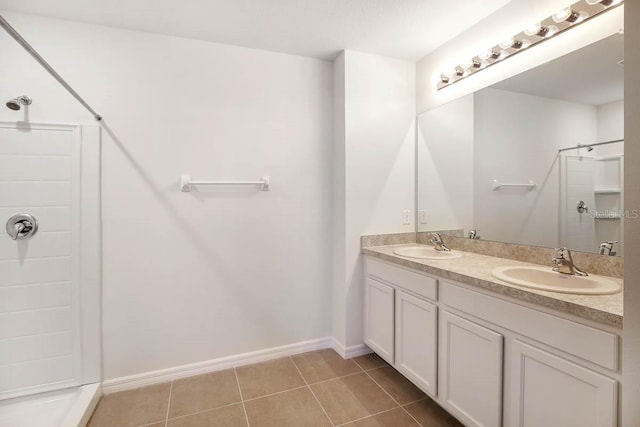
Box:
[403,210,411,225]
[419,210,427,224]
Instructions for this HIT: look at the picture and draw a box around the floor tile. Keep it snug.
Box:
[169,369,241,418]
[310,372,397,425]
[403,398,464,427]
[367,366,425,404]
[142,424,166,427]
[342,407,420,427]
[167,403,247,427]
[353,353,389,371]
[244,387,331,427]
[236,357,306,400]
[291,348,362,383]
[87,383,170,427]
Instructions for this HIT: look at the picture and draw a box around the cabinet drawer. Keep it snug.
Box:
[366,258,437,301]
[441,283,619,371]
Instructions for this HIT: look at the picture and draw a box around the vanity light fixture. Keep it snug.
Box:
[587,0,622,6]
[437,0,623,90]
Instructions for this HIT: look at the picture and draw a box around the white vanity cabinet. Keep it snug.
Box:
[363,256,621,427]
[442,281,619,427]
[439,310,503,427]
[365,258,439,396]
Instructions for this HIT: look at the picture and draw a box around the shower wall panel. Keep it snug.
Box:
[0,124,90,400]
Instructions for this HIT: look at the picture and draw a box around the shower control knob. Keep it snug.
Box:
[6,213,38,240]
[576,200,588,214]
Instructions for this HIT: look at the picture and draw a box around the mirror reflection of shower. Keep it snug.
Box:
[5,95,31,111]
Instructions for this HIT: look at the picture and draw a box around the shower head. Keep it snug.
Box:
[577,143,594,153]
[6,95,32,111]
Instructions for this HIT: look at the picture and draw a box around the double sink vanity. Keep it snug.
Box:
[371,10,626,425]
[362,236,622,427]
[393,243,621,296]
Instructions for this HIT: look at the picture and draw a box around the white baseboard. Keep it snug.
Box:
[331,338,372,359]
[102,337,333,394]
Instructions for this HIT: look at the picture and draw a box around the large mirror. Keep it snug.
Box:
[417,32,624,256]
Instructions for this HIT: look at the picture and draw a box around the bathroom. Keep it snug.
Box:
[0,0,638,426]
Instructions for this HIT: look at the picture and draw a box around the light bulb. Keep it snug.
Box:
[460,59,474,70]
[499,38,515,49]
[478,49,491,60]
[545,25,559,37]
[524,23,559,38]
[524,23,542,36]
[478,49,500,60]
[505,39,525,50]
[573,11,589,24]
[440,68,457,82]
[552,7,573,23]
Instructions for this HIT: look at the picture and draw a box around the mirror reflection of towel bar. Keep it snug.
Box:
[492,179,536,191]
[180,175,270,192]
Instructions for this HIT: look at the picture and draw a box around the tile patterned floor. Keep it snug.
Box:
[87,349,463,427]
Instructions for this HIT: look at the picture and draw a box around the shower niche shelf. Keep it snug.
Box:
[594,188,622,194]
[593,212,621,220]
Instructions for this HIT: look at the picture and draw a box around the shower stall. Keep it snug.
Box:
[0,122,102,426]
[0,12,105,427]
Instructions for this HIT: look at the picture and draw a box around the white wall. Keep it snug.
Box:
[333,50,415,349]
[623,2,640,424]
[0,12,333,380]
[416,94,474,233]
[474,88,597,248]
[416,1,624,113]
[596,100,624,156]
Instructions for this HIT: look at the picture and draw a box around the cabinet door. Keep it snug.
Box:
[364,278,394,364]
[395,290,437,396]
[509,340,617,427]
[439,311,503,427]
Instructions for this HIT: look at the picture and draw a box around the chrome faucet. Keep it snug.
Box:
[552,247,588,276]
[467,229,480,239]
[430,233,451,252]
[598,241,618,256]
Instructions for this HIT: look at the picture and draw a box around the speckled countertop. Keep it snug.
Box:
[363,243,622,329]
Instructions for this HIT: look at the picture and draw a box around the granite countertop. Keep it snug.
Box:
[363,243,623,329]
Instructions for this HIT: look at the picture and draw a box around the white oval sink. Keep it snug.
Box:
[491,266,621,295]
[393,246,462,260]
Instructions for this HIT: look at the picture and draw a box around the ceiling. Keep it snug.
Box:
[0,0,512,61]
[492,32,624,106]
